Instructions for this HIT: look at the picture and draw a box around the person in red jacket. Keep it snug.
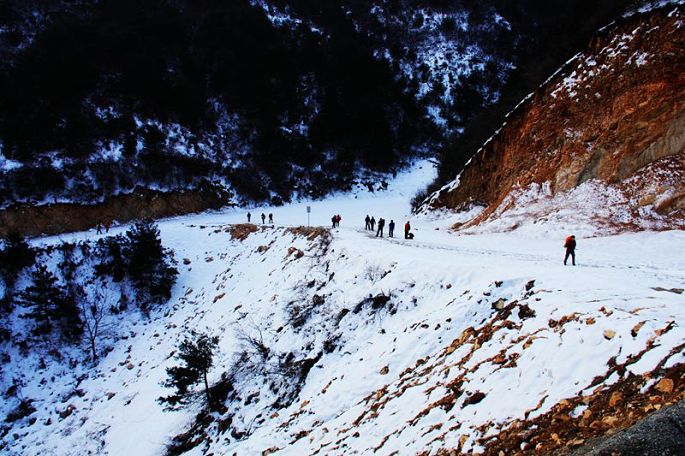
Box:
[404,221,411,239]
[564,235,576,266]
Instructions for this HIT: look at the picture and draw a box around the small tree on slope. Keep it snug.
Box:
[94,236,127,283]
[125,220,177,311]
[18,265,72,336]
[159,331,219,409]
[0,233,36,311]
[81,286,108,364]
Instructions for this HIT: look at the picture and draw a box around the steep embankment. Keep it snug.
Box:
[427,5,685,234]
[3,184,684,455]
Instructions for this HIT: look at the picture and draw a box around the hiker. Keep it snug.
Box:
[376,218,385,237]
[331,215,337,228]
[96,223,102,235]
[564,235,577,266]
[336,214,341,227]
[370,216,376,231]
[261,213,266,224]
[247,212,251,223]
[268,213,273,224]
[404,221,411,239]
[104,220,111,233]
[365,215,371,230]
[388,220,395,237]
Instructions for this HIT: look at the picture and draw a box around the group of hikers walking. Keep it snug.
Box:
[243,210,576,266]
[95,220,112,234]
[364,215,413,239]
[247,212,273,224]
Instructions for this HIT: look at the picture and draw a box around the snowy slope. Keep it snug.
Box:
[2,161,684,455]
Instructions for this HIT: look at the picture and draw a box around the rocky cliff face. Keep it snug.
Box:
[0,187,230,237]
[427,5,685,234]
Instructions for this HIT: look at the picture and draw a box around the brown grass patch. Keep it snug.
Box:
[285,226,330,241]
[227,223,259,241]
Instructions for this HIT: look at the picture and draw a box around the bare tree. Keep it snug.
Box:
[236,323,270,361]
[81,287,108,364]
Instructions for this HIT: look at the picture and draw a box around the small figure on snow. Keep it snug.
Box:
[388,220,395,237]
[404,221,413,240]
[268,213,274,224]
[261,213,266,224]
[365,215,371,230]
[370,216,376,231]
[564,235,576,266]
[96,223,103,235]
[247,212,251,223]
[376,218,385,237]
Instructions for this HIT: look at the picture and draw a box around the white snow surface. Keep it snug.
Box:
[0,152,22,173]
[457,179,685,237]
[630,0,685,15]
[2,160,684,455]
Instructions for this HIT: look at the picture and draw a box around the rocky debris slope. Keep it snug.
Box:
[426,4,685,234]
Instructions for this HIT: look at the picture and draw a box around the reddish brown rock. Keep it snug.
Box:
[656,378,674,394]
[430,7,685,232]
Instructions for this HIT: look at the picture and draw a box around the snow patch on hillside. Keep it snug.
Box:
[0,152,22,173]
[453,179,684,237]
[630,0,685,15]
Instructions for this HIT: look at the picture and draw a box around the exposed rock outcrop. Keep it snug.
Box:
[427,5,685,233]
[0,187,231,238]
[570,399,685,456]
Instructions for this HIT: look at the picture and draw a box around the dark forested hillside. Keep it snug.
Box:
[0,0,637,209]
